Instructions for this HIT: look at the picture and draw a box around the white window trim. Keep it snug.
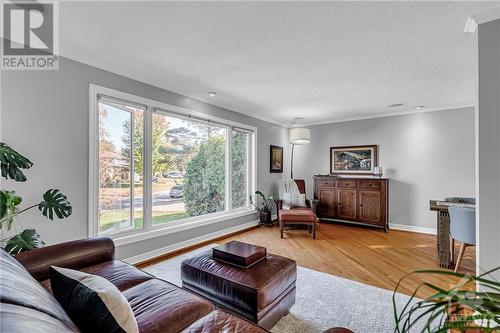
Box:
[88,84,257,244]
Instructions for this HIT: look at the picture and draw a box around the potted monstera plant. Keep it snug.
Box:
[0,142,72,254]
[250,191,273,226]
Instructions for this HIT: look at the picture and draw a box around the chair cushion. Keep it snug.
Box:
[49,266,139,333]
[123,279,214,333]
[279,209,317,222]
[181,310,267,333]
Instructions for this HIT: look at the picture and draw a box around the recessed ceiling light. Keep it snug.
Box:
[415,105,425,110]
[388,103,404,107]
[208,92,216,97]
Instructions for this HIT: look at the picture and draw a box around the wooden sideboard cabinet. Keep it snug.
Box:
[313,175,389,231]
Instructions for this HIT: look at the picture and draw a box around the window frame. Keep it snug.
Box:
[89,84,257,243]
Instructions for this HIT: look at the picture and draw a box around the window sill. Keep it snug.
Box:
[113,209,257,247]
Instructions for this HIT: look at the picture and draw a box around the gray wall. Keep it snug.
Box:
[477,19,500,277]
[0,57,288,260]
[292,108,475,231]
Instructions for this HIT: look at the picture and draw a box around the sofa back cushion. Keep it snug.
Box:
[0,249,78,332]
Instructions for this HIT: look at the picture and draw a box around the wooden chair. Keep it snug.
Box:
[275,179,319,239]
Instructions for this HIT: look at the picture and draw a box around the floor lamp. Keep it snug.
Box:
[289,127,311,179]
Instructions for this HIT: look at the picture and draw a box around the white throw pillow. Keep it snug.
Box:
[279,179,306,207]
[50,266,139,333]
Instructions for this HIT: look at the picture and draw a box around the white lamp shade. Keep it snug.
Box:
[289,127,311,145]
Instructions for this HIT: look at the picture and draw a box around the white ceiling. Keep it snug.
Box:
[59,1,500,126]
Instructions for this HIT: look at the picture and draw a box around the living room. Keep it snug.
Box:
[1,1,499,333]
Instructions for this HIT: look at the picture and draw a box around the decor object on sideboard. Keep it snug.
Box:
[289,127,311,178]
[314,175,388,231]
[270,145,284,173]
[330,145,378,175]
[393,267,500,333]
[250,191,273,226]
[0,143,72,254]
[373,166,383,178]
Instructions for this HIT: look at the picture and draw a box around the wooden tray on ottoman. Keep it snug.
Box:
[212,241,266,268]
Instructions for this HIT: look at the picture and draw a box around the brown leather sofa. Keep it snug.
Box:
[0,237,267,333]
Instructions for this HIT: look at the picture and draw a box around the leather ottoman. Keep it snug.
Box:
[181,250,297,330]
[279,209,318,239]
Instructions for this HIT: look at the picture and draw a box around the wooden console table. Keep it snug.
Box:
[429,200,475,269]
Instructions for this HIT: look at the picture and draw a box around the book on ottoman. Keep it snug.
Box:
[212,241,266,268]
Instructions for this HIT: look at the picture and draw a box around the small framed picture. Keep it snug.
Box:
[270,145,283,173]
[330,145,378,175]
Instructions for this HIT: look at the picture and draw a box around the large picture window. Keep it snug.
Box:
[90,85,256,240]
[151,111,228,226]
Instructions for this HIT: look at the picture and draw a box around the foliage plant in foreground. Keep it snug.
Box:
[393,268,500,333]
[0,143,72,254]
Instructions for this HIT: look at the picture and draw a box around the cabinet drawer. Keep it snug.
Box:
[336,180,357,188]
[314,177,336,186]
[358,180,381,189]
[316,180,336,186]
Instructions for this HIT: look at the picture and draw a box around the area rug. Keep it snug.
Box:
[143,245,423,333]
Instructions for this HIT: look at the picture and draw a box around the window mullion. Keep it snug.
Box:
[246,133,251,208]
[226,129,232,212]
[129,111,135,231]
[144,107,153,231]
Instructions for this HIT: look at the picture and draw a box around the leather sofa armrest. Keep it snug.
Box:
[14,237,115,282]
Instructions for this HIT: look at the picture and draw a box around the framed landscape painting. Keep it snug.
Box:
[330,145,378,175]
[270,145,283,173]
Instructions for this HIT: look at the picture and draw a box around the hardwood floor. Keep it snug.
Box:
[142,222,475,298]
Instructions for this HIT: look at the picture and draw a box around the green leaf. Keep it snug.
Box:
[4,229,45,254]
[255,191,266,201]
[0,190,22,229]
[38,189,72,220]
[0,143,33,182]
[393,268,500,333]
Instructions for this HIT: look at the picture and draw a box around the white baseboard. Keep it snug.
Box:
[123,220,259,265]
[389,223,437,235]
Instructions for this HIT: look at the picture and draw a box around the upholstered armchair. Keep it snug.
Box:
[275,179,319,239]
[274,179,318,212]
